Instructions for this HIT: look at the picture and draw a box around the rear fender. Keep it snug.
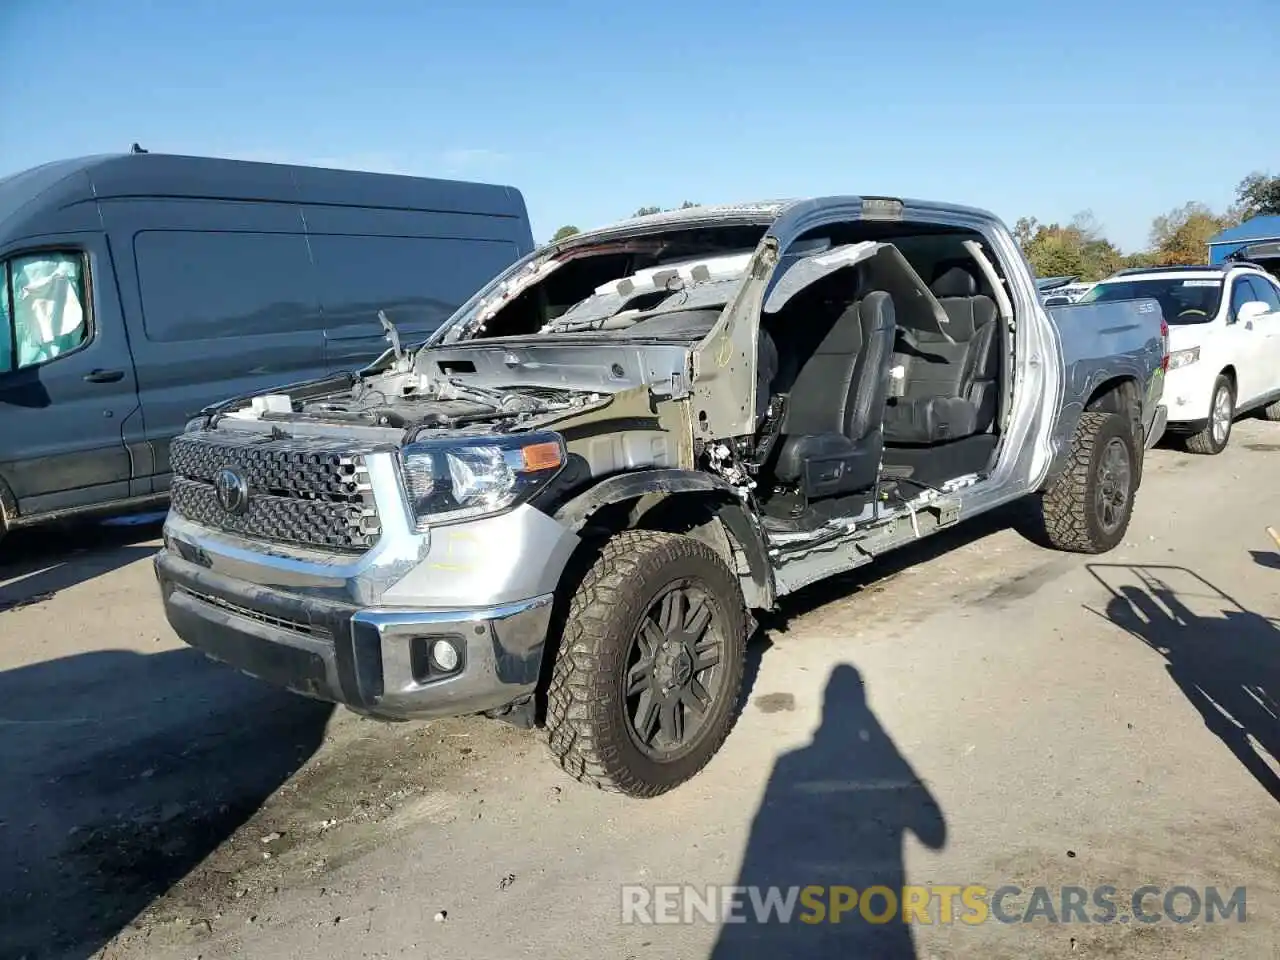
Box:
[1044,375,1146,488]
[1042,298,1163,487]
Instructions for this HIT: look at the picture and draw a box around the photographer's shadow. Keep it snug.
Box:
[710,664,946,959]
[1091,563,1280,803]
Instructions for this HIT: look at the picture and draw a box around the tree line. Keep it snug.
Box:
[549,171,1280,280]
[1007,171,1278,280]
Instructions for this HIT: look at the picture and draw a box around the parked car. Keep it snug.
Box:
[1080,262,1280,454]
[153,196,1168,797]
[0,152,534,540]
[1225,241,1280,280]
[1037,275,1095,305]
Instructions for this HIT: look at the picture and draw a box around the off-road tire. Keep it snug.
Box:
[545,529,748,798]
[1036,411,1137,554]
[1259,396,1280,422]
[1184,375,1234,455]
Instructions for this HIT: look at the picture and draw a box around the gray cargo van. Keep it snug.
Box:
[0,152,534,538]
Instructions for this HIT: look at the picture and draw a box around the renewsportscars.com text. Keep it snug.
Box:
[621,884,1247,926]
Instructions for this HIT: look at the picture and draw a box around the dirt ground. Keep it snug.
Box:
[2,421,1279,960]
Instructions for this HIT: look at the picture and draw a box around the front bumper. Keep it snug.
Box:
[155,550,553,720]
[1160,363,1214,430]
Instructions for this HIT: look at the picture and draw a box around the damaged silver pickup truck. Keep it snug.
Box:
[154,196,1169,797]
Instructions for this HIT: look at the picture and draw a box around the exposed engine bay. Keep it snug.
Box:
[215,368,610,439]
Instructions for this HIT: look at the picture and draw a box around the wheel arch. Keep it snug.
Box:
[1084,374,1142,417]
[551,469,775,611]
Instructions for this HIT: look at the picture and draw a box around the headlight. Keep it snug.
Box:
[1167,346,1200,370]
[399,431,566,527]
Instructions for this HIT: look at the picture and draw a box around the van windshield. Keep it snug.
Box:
[1080,276,1223,324]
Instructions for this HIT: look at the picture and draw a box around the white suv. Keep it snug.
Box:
[1081,264,1280,453]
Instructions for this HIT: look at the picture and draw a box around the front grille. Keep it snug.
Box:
[169,432,383,552]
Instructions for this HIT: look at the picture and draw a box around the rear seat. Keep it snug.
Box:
[882,262,999,444]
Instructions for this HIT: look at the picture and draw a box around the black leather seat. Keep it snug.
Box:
[882,263,999,444]
[773,290,896,499]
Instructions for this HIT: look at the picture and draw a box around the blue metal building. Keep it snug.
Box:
[1207,215,1280,264]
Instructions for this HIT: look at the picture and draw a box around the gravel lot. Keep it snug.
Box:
[2,421,1279,960]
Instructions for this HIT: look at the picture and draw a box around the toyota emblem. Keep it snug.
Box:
[214,467,250,515]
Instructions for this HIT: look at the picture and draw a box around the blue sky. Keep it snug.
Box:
[2,0,1276,252]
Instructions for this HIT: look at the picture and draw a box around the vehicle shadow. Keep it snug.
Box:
[709,663,946,959]
[0,515,165,612]
[1086,563,1280,803]
[0,647,334,959]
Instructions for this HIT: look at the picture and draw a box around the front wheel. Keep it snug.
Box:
[545,529,748,798]
[1036,411,1138,554]
[1184,374,1234,455]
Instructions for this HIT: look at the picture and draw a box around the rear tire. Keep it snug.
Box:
[1184,375,1234,454]
[1036,411,1137,554]
[545,529,747,798]
[1259,396,1280,422]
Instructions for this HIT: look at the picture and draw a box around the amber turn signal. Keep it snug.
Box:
[521,441,564,472]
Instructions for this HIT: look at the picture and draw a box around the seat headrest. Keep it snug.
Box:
[931,264,979,299]
[858,289,896,330]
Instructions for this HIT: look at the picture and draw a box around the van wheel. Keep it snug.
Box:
[1259,396,1280,422]
[545,529,747,798]
[1184,375,1234,454]
[1036,411,1137,554]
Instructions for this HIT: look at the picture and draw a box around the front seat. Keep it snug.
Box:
[882,263,1000,444]
[773,290,896,499]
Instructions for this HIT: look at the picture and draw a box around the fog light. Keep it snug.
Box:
[430,639,460,672]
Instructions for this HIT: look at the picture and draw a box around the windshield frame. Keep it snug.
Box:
[419,245,550,349]
[417,208,790,353]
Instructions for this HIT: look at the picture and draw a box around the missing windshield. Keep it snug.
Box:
[435,225,771,344]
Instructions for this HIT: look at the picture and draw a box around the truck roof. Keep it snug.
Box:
[556,196,1005,248]
[0,152,529,242]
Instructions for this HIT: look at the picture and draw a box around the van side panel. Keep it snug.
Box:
[301,204,528,366]
[101,197,328,486]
